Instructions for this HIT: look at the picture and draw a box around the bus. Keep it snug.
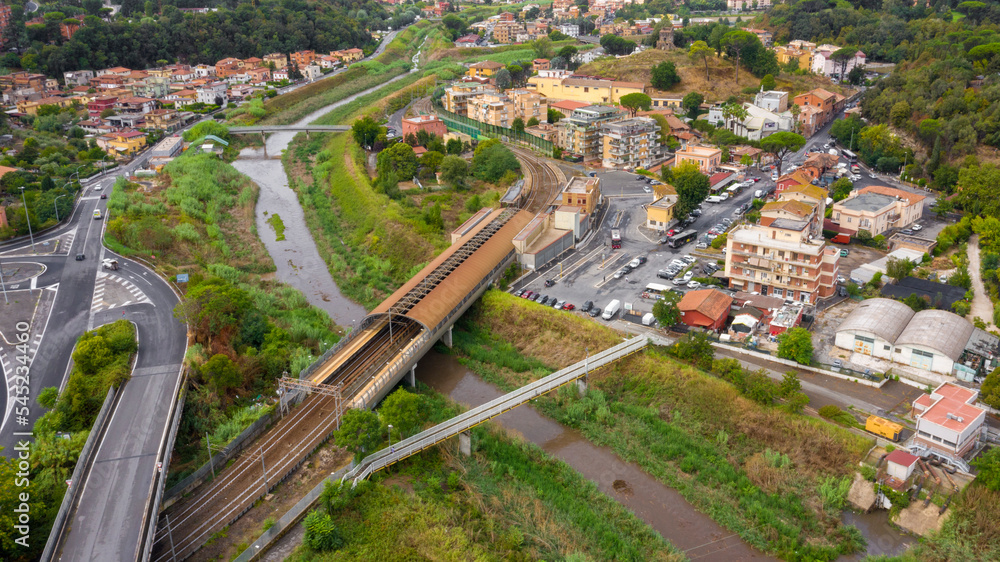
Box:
[842,149,858,164]
[667,229,698,248]
[611,229,622,249]
[641,283,672,300]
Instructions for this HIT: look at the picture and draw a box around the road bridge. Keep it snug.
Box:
[150,206,534,561]
[227,125,350,134]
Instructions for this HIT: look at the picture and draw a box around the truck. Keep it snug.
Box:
[706,195,724,204]
[610,229,622,249]
[641,312,656,326]
[602,299,621,320]
[865,415,903,442]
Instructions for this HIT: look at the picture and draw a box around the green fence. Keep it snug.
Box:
[436,107,554,153]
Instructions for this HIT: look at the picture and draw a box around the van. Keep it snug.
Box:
[754,189,763,198]
[93,209,102,220]
[706,195,723,204]
[641,312,656,326]
[602,299,621,320]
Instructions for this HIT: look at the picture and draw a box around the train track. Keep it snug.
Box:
[512,147,562,213]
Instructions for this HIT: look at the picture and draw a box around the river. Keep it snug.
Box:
[416,350,916,561]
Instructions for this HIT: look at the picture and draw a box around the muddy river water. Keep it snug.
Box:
[416,350,915,561]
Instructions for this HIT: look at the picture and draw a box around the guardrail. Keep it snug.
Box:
[139,378,186,562]
[343,335,649,486]
[436,107,553,153]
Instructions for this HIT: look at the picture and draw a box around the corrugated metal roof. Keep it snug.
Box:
[897,309,974,361]
[836,298,914,343]
[372,209,533,331]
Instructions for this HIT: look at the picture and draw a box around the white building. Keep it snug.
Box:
[811,47,866,80]
[302,64,322,82]
[557,24,580,38]
[725,103,793,141]
[573,47,605,65]
[754,89,788,113]
[194,64,216,78]
[912,382,985,457]
[727,0,771,9]
[197,82,228,106]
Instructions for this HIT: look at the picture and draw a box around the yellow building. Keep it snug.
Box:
[107,130,148,157]
[773,45,814,70]
[527,70,644,105]
[146,108,183,132]
[467,93,513,128]
[645,193,678,230]
[443,82,496,115]
[674,145,722,173]
[467,61,505,79]
[508,89,547,122]
[17,96,76,116]
[560,176,601,215]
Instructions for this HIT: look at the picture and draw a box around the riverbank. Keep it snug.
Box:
[283,386,684,561]
[444,290,875,560]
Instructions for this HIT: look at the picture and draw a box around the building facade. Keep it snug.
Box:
[555,105,625,161]
[600,117,662,170]
[673,145,721,173]
[830,185,925,236]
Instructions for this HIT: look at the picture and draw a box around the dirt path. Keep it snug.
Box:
[967,235,995,329]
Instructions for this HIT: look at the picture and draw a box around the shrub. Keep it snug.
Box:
[303,510,344,551]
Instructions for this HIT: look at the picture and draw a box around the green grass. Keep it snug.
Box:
[266,213,286,241]
[286,386,683,561]
[446,290,875,560]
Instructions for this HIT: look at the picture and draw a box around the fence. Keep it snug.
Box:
[436,107,554,154]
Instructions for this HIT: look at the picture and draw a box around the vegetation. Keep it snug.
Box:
[290,386,682,561]
[449,290,872,560]
[0,321,136,561]
[777,327,813,365]
[664,162,709,217]
[651,291,682,327]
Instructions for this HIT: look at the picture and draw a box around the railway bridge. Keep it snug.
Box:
[151,206,533,561]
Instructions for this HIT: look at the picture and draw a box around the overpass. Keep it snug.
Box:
[150,206,534,561]
[227,125,350,133]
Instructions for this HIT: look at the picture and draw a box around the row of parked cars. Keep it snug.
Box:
[514,288,610,318]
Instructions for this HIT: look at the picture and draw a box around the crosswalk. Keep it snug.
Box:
[92,272,152,313]
[1,331,43,432]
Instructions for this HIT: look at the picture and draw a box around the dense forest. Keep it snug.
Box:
[1,0,420,76]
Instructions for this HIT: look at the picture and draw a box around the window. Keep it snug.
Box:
[913,349,934,359]
[918,430,931,438]
[884,345,891,351]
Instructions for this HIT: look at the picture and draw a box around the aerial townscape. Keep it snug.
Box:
[3,0,1000,560]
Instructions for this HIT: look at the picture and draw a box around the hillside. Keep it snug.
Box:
[578,48,855,102]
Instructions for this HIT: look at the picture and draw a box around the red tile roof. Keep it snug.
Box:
[678,289,732,322]
[885,450,919,468]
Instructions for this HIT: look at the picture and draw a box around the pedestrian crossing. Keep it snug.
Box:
[91,272,152,313]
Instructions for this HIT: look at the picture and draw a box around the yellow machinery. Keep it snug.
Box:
[866,415,903,442]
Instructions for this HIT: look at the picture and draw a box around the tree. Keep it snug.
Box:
[494,68,512,90]
[889,101,911,128]
[847,66,865,85]
[682,92,704,119]
[830,47,856,82]
[671,332,715,370]
[526,116,539,127]
[721,102,749,126]
[829,177,853,201]
[446,138,463,155]
[511,117,525,132]
[688,40,714,82]
[420,151,444,174]
[379,389,422,438]
[760,132,806,176]
[980,366,1000,410]
[777,327,813,365]
[303,509,344,551]
[557,45,578,60]
[886,257,916,280]
[203,353,242,395]
[650,61,680,90]
[672,162,710,217]
[720,30,757,85]
[972,446,1000,491]
[547,108,563,124]
[530,36,553,59]
[652,291,682,326]
[778,371,801,398]
[760,73,776,91]
[377,142,418,182]
[619,93,651,118]
[440,155,468,187]
[471,142,520,182]
[351,116,382,149]
[335,408,383,460]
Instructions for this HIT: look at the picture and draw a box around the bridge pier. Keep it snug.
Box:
[306,130,310,140]
[440,325,453,349]
[458,430,471,456]
[261,132,267,158]
[407,363,417,387]
[576,378,587,398]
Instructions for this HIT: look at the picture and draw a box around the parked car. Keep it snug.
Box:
[582,300,594,313]
[690,209,702,217]
[629,258,641,269]
[534,293,545,303]
[100,193,107,199]
[674,271,694,285]
[911,224,923,231]
[657,269,676,280]
[838,286,848,297]
[681,256,696,265]
[614,269,626,279]
[563,303,575,311]
[754,189,764,198]
[589,307,601,317]
[696,242,708,250]
[687,281,702,289]
[513,288,525,297]
[721,218,733,226]
[522,290,534,300]
[837,275,846,284]
[637,256,648,265]
[544,279,555,287]
[642,185,652,193]
[555,300,565,309]
[840,249,849,257]
[900,229,914,235]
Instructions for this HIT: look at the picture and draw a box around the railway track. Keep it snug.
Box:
[513,147,561,213]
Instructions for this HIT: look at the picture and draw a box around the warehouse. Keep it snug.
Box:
[834,298,914,360]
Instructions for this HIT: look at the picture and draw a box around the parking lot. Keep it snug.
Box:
[512,169,763,319]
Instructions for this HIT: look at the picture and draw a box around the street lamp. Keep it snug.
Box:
[19,187,35,253]
[54,194,68,223]
[387,424,393,450]
[101,154,113,177]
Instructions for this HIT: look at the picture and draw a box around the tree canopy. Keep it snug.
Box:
[619,93,652,118]
[777,327,813,365]
[650,61,680,90]
[760,132,806,176]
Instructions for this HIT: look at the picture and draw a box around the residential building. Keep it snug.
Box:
[302,64,322,81]
[776,169,818,193]
[0,2,11,42]
[492,21,525,43]
[92,75,125,90]
[673,145,721,173]
[64,70,95,87]
[97,66,132,77]
[401,115,448,139]
[776,183,827,237]
[549,99,588,118]
[793,88,845,137]
[745,27,773,46]
[774,41,814,70]
[560,176,601,215]
[146,108,183,132]
[645,193,678,230]
[194,64,216,78]
[759,199,819,235]
[830,185,926,236]
[443,82,497,115]
[290,50,317,68]
[532,58,550,71]
[811,47,866,79]
[600,117,662,170]
[556,23,580,37]
[727,0,772,9]
[725,221,839,303]
[132,76,170,99]
[455,34,481,47]
[273,68,290,81]
[263,53,288,68]
[17,96,75,115]
[319,55,342,69]
[912,383,985,457]
[87,96,118,117]
[165,89,198,107]
[555,105,625,161]
[528,70,644,105]
[116,97,158,115]
[467,61,505,79]
[678,289,733,331]
[247,67,271,84]
[107,130,148,157]
[724,102,793,140]
[649,94,684,110]
[467,93,514,127]
[508,88,547,122]
[197,82,228,106]
[754,89,788,113]
[214,57,244,78]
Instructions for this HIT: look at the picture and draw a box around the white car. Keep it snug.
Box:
[674,271,694,286]
[687,281,702,289]
[911,224,922,231]
[94,184,103,191]
[837,275,846,284]
[868,172,876,179]
[642,185,652,193]
[629,258,641,269]
[681,256,697,265]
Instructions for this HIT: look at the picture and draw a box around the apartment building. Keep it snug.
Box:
[725,221,839,304]
[560,176,601,215]
[811,47,866,79]
[754,89,788,113]
[467,93,514,128]
[793,88,845,137]
[443,82,497,115]
[263,53,288,68]
[401,115,448,138]
[467,61,505,79]
[290,50,317,67]
[830,185,926,236]
[508,88,547,122]
[492,22,525,43]
[556,23,580,37]
[777,183,827,237]
[673,145,721,173]
[527,70,644,105]
[64,70,95,87]
[600,117,662,170]
[555,104,625,161]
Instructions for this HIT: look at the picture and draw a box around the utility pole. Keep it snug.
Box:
[164,513,177,562]
[19,187,35,253]
[259,446,269,497]
[0,254,8,304]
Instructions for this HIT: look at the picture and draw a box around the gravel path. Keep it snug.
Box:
[967,235,995,328]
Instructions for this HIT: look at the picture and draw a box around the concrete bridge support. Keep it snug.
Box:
[261,132,267,158]
[576,378,587,398]
[440,325,453,349]
[459,430,471,456]
[407,363,417,387]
